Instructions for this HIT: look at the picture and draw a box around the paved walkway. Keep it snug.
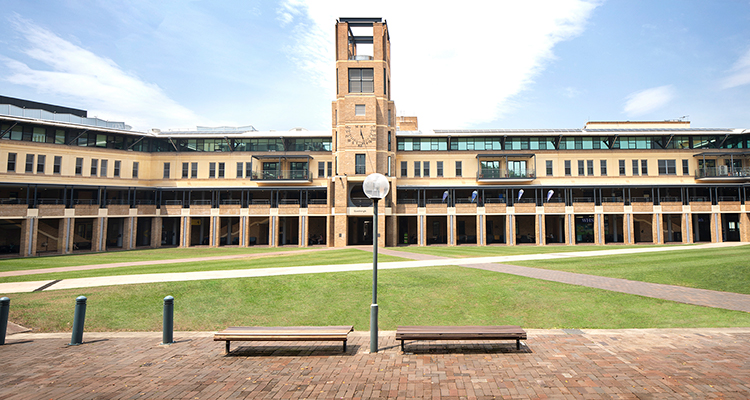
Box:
[1,328,749,399]
[1,242,748,314]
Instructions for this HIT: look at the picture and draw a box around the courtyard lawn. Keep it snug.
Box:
[0,249,407,283]
[388,244,672,258]
[6,266,750,333]
[514,244,750,295]
[0,246,313,272]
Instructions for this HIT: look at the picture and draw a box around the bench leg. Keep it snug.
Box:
[225,341,230,354]
[343,340,347,353]
[516,339,520,351]
[401,340,405,352]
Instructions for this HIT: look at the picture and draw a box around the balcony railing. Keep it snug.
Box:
[477,169,536,180]
[696,167,750,178]
[251,170,310,181]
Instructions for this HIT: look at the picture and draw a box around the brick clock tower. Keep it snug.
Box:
[330,18,395,247]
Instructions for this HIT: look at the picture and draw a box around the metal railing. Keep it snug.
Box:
[572,197,594,203]
[696,166,750,178]
[477,169,536,179]
[251,170,310,181]
[631,197,653,203]
[600,197,624,203]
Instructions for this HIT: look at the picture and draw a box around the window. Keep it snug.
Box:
[55,130,65,144]
[26,154,34,173]
[182,162,189,178]
[388,132,391,151]
[327,162,332,177]
[163,162,170,179]
[218,162,225,178]
[355,104,366,116]
[619,160,626,175]
[682,159,689,176]
[7,153,16,172]
[318,162,324,178]
[192,162,198,178]
[348,68,374,93]
[600,160,607,176]
[54,156,62,174]
[641,159,648,175]
[209,162,216,178]
[76,158,83,175]
[90,159,98,176]
[423,161,430,177]
[414,161,421,177]
[456,161,462,177]
[437,161,444,177]
[564,160,571,176]
[114,160,120,177]
[355,154,366,174]
[246,162,252,179]
[133,162,139,178]
[400,161,407,177]
[658,160,676,175]
[586,160,594,176]
[577,160,584,176]
[101,160,108,177]
[37,155,45,173]
[632,160,639,175]
[546,160,553,176]
[32,127,46,143]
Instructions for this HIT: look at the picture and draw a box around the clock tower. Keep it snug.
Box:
[330,18,395,247]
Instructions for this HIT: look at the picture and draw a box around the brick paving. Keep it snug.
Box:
[1,328,749,399]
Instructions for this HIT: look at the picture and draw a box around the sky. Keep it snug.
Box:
[1,1,750,132]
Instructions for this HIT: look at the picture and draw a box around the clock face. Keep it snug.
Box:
[344,125,376,147]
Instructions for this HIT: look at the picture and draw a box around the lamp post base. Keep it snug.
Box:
[370,303,378,353]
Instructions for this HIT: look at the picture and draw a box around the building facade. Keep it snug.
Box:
[0,18,749,257]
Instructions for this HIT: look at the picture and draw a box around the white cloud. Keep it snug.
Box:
[278,0,600,130]
[2,15,201,131]
[721,47,750,89]
[623,85,676,117]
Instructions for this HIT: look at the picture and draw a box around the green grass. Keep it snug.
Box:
[0,249,407,283]
[388,244,675,258]
[7,266,750,332]
[515,245,750,294]
[0,246,311,272]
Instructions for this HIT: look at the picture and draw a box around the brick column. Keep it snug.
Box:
[151,217,162,248]
[740,212,750,243]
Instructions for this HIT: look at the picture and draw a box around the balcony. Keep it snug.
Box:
[695,166,750,181]
[250,169,311,183]
[476,168,536,182]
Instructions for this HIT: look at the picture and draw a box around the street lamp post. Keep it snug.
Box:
[363,173,390,353]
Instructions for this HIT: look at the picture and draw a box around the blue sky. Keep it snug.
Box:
[1,1,749,132]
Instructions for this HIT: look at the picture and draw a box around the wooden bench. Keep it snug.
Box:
[214,326,354,354]
[396,325,527,352]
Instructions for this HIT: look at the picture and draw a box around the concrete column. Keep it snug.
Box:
[564,213,574,245]
[418,214,426,246]
[270,215,278,247]
[128,217,138,250]
[91,217,105,252]
[448,215,456,246]
[477,214,486,246]
[653,213,663,244]
[535,213,544,246]
[593,214,603,245]
[624,213,634,244]
[63,217,74,254]
[711,213,722,243]
[682,212,692,244]
[507,214,516,246]
[20,218,36,257]
[57,219,66,254]
[239,216,247,247]
[300,215,308,248]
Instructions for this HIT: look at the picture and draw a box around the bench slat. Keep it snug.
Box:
[396,325,527,351]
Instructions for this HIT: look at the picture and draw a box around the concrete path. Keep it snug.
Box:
[1,328,749,399]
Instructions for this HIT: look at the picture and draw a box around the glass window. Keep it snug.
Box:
[101,160,108,177]
[400,161,407,177]
[632,160,639,175]
[25,154,34,173]
[587,160,594,176]
[55,129,66,144]
[355,154,366,175]
[192,162,198,178]
[54,156,62,174]
[546,160,553,176]
[218,162,225,178]
[565,160,571,176]
[91,159,98,176]
[437,161,443,177]
[114,160,120,177]
[76,158,83,175]
[36,154,45,173]
[455,161,462,177]
[327,162,332,177]
[246,162,252,179]
[658,160,676,175]
[600,160,607,176]
[423,161,430,177]
[641,160,648,175]
[133,162,139,178]
[163,162,170,179]
[318,161,325,178]
[414,161,421,177]
[7,153,16,172]
[577,160,584,176]
[682,159,689,175]
[619,160,626,175]
[182,162,189,178]
[209,162,216,178]
[349,68,374,93]
[32,127,46,143]
[355,104,366,116]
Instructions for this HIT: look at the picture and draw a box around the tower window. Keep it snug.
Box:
[355,104,366,116]
[349,68,374,93]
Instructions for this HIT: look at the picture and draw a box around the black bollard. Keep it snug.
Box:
[0,297,9,345]
[162,295,174,345]
[70,296,87,345]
